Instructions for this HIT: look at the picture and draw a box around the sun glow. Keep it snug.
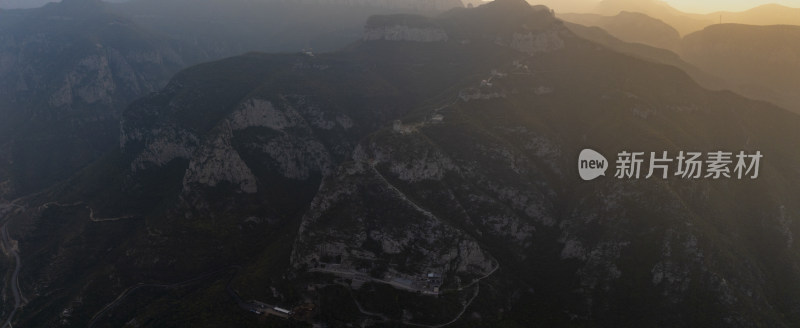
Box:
[663,0,800,13]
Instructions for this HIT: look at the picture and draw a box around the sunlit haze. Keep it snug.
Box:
[663,0,800,13]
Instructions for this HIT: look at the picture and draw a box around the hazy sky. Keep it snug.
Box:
[2,0,799,13]
[664,0,800,13]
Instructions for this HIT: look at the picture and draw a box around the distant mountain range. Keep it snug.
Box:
[552,0,800,113]
[0,0,128,9]
[592,0,714,35]
[109,0,460,58]
[560,20,723,90]
[1,0,464,10]
[703,4,800,27]
[0,0,186,197]
[289,0,463,11]
[4,0,800,326]
[0,0,463,200]
[681,24,800,113]
[0,0,55,9]
[559,11,681,51]
[556,0,800,36]
[523,0,596,13]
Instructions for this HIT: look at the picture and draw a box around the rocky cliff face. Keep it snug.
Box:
[117,51,418,224]
[39,49,181,110]
[363,25,449,42]
[363,14,450,42]
[0,1,186,197]
[127,126,198,171]
[123,93,345,199]
[7,1,800,327]
[288,3,800,325]
[182,122,259,194]
[292,157,497,278]
[502,29,565,54]
[286,39,800,323]
[0,3,184,116]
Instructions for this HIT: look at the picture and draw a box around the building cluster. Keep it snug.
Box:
[248,300,294,319]
[385,271,443,294]
[512,60,530,74]
[459,88,506,101]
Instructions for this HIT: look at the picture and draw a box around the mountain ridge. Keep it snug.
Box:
[3,1,800,327]
[681,23,800,113]
[559,10,681,51]
[0,0,187,197]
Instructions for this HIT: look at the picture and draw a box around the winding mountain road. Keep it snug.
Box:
[88,266,238,328]
[1,220,22,328]
[367,162,502,327]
